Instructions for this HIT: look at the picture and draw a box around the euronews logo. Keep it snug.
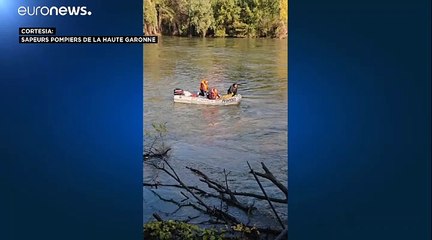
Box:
[18,6,92,16]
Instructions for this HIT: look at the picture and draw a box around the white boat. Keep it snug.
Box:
[173,89,242,106]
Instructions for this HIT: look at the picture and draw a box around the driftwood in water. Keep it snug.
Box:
[146,158,242,225]
[152,213,163,222]
[143,147,171,159]
[186,166,253,212]
[274,228,288,240]
[253,162,288,198]
[144,122,171,160]
[143,182,287,204]
[144,158,287,237]
[247,161,285,230]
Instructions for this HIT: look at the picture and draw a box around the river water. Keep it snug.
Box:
[143,37,287,228]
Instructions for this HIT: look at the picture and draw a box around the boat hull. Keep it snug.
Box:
[173,94,242,106]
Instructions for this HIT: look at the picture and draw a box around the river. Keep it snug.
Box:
[143,36,288,229]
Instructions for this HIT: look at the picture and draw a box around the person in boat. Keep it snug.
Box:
[227,83,239,96]
[208,88,221,100]
[199,79,209,97]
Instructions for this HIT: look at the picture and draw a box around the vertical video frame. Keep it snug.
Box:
[143,0,288,239]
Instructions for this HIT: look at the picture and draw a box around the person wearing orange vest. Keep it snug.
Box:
[199,79,209,96]
[208,88,221,100]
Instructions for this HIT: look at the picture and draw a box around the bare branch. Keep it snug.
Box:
[232,191,287,204]
[274,228,288,240]
[247,161,285,230]
[144,159,287,237]
[252,162,288,197]
[145,183,199,192]
[156,159,241,225]
[187,166,252,212]
[153,213,163,222]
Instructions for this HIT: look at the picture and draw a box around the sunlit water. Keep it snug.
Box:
[143,37,287,228]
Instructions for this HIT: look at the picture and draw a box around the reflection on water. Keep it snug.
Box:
[144,37,287,226]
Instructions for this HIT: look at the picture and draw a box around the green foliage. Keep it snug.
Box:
[143,221,266,240]
[160,0,189,36]
[145,122,168,141]
[144,220,225,240]
[236,0,279,37]
[231,223,260,239]
[279,0,287,23]
[189,0,215,37]
[144,0,158,34]
[143,0,287,38]
[151,122,168,134]
[212,0,241,37]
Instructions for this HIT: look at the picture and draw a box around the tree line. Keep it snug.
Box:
[144,0,288,38]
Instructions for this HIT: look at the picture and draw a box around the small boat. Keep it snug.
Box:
[173,88,242,106]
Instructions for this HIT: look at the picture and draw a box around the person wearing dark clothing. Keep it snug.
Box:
[227,83,239,96]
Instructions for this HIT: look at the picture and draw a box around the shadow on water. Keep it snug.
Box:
[144,36,287,228]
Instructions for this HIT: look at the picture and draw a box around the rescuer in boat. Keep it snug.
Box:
[227,83,239,96]
[199,79,209,97]
[208,88,221,100]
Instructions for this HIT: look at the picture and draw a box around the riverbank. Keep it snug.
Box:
[144,219,280,240]
[144,0,287,39]
[144,33,287,39]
